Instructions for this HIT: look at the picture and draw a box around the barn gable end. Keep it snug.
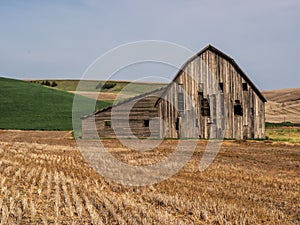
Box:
[157,45,266,139]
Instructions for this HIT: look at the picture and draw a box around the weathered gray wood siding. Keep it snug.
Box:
[158,49,265,139]
[82,91,163,139]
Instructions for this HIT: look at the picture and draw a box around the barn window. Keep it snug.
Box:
[201,98,210,117]
[104,120,111,128]
[175,117,180,131]
[178,93,184,113]
[234,100,243,116]
[144,120,149,127]
[242,83,248,91]
[195,119,199,128]
[219,83,224,92]
[198,91,203,99]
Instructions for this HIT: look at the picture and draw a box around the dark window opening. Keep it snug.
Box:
[201,98,210,117]
[178,93,184,113]
[198,91,203,98]
[175,117,180,131]
[234,100,243,116]
[219,83,224,92]
[242,83,248,91]
[251,107,254,116]
[104,120,111,128]
[144,120,149,127]
[195,119,199,127]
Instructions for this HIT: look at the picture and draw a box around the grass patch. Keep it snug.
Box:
[265,122,300,128]
[0,77,112,130]
[266,127,300,143]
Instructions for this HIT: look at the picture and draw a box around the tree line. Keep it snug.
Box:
[30,80,58,87]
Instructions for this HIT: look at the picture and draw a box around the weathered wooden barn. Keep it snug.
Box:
[81,45,266,139]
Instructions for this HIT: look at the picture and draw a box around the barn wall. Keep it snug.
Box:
[158,49,265,139]
[82,94,162,139]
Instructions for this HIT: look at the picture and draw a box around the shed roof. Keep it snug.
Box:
[81,86,166,119]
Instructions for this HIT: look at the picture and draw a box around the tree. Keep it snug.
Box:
[45,80,51,86]
[96,81,116,90]
[51,81,58,87]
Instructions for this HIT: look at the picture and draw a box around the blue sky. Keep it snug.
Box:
[0,0,299,90]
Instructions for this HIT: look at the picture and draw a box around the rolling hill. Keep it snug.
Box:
[262,88,300,124]
[31,79,167,94]
[0,77,111,130]
[30,79,168,100]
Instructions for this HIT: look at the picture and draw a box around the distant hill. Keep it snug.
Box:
[30,79,167,93]
[262,88,300,124]
[0,77,111,130]
[29,79,168,101]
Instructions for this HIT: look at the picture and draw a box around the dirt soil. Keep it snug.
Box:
[0,130,299,224]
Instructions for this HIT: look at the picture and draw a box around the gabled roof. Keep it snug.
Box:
[159,44,267,103]
[81,86,167,119]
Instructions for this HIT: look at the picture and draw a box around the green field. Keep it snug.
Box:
[0,77,112,130]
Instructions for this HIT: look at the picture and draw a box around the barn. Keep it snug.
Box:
[81,45,266,140]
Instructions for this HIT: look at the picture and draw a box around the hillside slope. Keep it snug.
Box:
[0,77,109,130]
[30,80,168,100]
[262,88,300,123]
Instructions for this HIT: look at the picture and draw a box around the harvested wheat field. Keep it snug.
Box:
[0,131,299,224]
